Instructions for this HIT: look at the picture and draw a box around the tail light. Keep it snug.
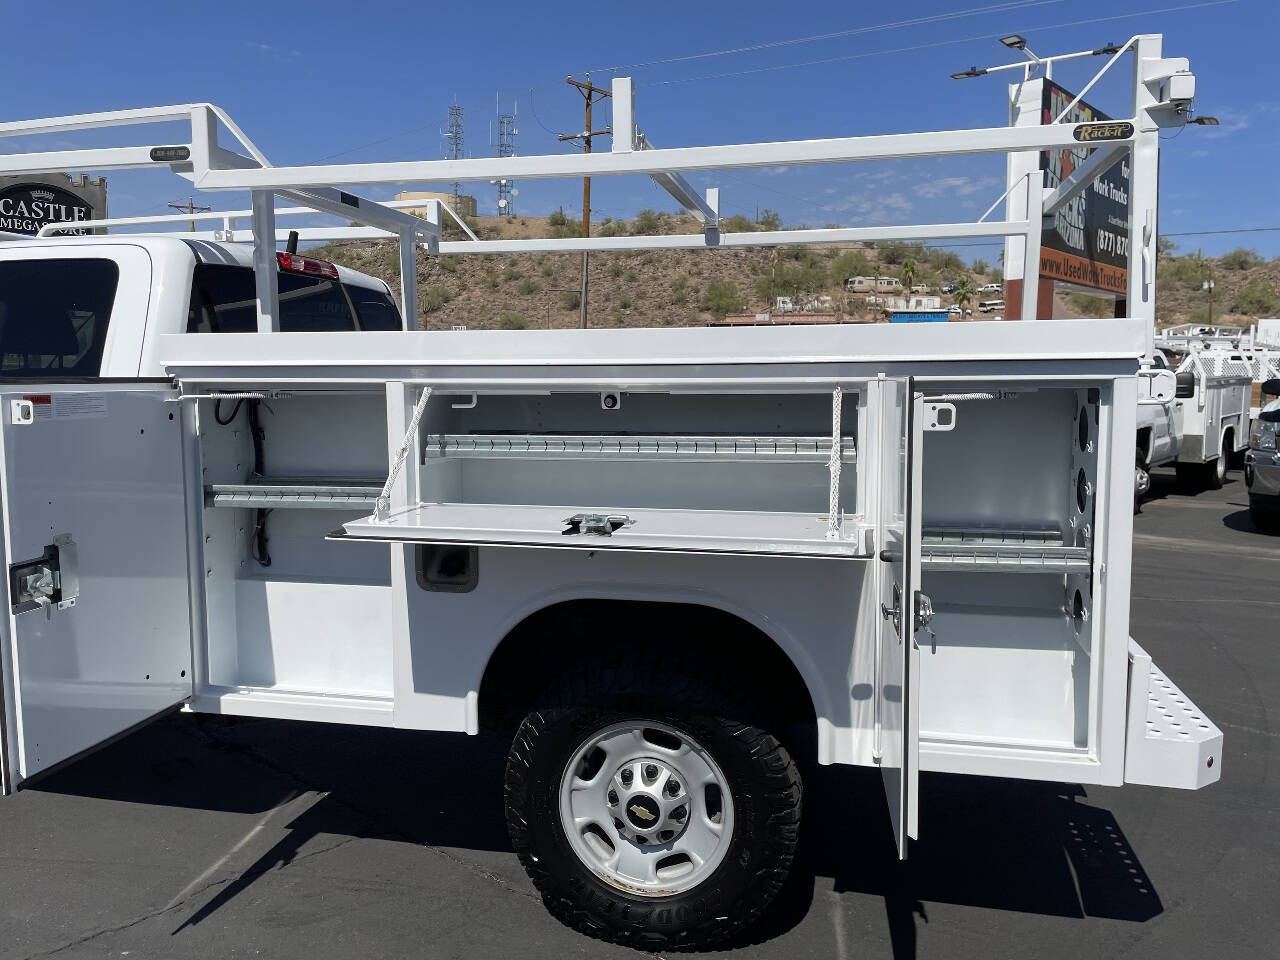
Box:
[276,251,339,280]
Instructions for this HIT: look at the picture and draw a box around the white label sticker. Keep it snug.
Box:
[51,393,108,420]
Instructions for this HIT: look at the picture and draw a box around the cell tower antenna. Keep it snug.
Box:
[496,98,517,217]
[446,101,464,212]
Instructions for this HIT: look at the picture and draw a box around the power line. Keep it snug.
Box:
[655,0,1236,85]
[595,0,1065,72]
[1162,226,1280,237]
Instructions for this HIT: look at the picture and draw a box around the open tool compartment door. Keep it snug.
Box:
[0,384,193,793]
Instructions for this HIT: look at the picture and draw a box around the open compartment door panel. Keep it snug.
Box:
[0,387,192,794]
[876,377,921,859]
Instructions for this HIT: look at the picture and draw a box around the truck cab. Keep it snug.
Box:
[0,235,403,379]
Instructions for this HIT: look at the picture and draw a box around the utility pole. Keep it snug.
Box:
[559,74,610,328]
[1203,277,1216,325]
[168,196,211,232]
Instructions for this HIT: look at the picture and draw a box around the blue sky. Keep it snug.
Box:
[7,0,1279,257]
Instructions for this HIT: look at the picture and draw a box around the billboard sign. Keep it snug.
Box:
[0,181,95,235]
[1039,79,1130,295]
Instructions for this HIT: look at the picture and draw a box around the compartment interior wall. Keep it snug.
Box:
[418,390,860,516]
[197,392,394,697]
[917,386,1100,752]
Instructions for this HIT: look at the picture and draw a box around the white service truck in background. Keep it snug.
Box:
[1135,346,1250,503]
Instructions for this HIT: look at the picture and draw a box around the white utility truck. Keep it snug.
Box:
[0,35,1221,949]
[1134,343,1251,501]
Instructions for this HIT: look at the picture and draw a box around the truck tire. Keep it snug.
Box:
[1134,449,1150,512]
[1204,453,1226,490]
[505,656,802,949]
[1251,502,1280,535]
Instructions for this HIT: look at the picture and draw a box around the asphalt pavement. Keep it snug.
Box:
[1,467,1276,959]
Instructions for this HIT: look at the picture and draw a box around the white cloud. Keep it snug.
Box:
[913,175,998,199]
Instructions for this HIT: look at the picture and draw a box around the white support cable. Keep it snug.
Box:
[376,385,433,522]
[827,386,843,540]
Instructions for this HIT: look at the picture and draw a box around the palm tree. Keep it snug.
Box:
[901,258,916,294]
[953,276,974,314]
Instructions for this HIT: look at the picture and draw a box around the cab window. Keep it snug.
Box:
[0,258,118,377]
[187,264,401,333]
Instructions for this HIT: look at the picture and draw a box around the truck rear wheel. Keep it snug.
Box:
[1205,453,1226,490]
[1134,449,1151,512]
[504,657,802,949]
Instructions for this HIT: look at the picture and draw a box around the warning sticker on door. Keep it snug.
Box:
[50,394,108,420]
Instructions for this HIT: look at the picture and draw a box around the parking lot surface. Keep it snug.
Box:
[1,469,1276,959]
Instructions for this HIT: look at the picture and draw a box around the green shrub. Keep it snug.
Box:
[619,293,632,310]
[757,208,782,230]
[830,250,873,286]
[539,261,554,278]
[1066,293,1111,317]
[498,311,526,329]
[1232,276,1280,315]
[548,209,567,227]
[608,261,623,279]
[719,214,758,233]
[632,209,664,235]
[559,289,581,310]
[438,257,458,273]
[1220,247,1262,271]
[971,258,989,274]
[670,274,689,305]
[422,286,452,313]
[516,277,540,295]
[700,281,743,319]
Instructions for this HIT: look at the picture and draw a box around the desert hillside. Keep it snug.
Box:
[305,212,1279,331]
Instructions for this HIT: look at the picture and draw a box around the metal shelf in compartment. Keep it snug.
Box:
[921,526,1090,573]
[206,478,382,510]
[423,433,855,463]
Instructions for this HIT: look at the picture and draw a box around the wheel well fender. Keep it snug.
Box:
[478,597,822,737]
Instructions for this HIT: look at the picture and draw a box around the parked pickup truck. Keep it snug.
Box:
[1135,347,1251,503]
[1245,379,1280,533]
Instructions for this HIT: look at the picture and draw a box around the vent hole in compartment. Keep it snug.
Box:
[1078,407,1090,451]
[1072,589,1086,636]
[1076,468,1090,513]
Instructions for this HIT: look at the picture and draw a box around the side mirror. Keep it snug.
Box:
[1262,378,1280,397]
[1139,368,1177,403]
[1174,371,1196,399]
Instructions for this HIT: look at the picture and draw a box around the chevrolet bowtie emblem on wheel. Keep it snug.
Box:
[629,803,656,822]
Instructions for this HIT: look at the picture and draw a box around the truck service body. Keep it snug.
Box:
[0,34,1223,948]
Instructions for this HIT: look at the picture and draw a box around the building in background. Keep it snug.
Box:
[0,173,107,235]
[393,190,476,220]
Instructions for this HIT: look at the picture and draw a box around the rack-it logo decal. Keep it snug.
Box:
[1072,121,1135,143]
[0,182,93,235]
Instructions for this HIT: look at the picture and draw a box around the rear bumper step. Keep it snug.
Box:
[1125,638,1222,789]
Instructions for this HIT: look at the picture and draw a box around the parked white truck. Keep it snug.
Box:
[0,35,1222,949]
[1134,346,1251,502]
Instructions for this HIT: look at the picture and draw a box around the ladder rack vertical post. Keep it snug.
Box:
[1130,34,1163,358]
[1020,170,1043,322]
[250,190,279,332]
[397,228,418,331]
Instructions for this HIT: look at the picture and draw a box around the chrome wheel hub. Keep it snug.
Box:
[559,721,733,896]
